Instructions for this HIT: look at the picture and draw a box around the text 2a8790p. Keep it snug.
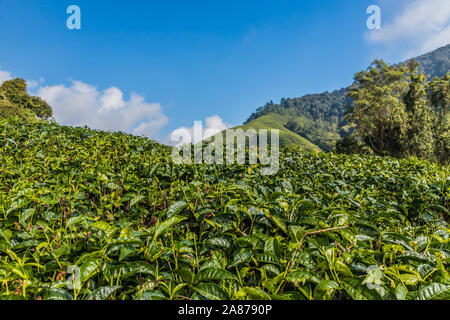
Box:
[222,304,272,315]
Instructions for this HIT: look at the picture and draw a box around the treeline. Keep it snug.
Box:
[337,60,449,164]
[246,88,350,125]
[0,78,52,121]
[285,118,341,152]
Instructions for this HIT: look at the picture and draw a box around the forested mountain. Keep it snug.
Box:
[244,88,350,151]
[243,44,450,151]
[416,44,450,78]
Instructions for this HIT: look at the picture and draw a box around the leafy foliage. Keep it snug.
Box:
[0,78,52,121]
[0,118,448,300]
[427,74,450,164]
[344,59,449,163]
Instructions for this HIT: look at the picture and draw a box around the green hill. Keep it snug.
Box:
[237,114,320,151]
[0,118,448,300]
[242,44,450,151]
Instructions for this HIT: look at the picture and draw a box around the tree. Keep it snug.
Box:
[427,73,450,164]
[0,78,53,121]
[341,59,448,164]
[335,135,364,155]
[402,60,435,158]
[345,60,408,156]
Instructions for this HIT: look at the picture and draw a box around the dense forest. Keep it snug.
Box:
[338,59,449,164]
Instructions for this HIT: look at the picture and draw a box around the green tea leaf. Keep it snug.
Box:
[195,268,238,283]
[193,283,228,300]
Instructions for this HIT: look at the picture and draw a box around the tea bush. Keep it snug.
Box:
[0,118,448,300]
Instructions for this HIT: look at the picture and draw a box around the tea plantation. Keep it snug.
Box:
[0,118,448,300]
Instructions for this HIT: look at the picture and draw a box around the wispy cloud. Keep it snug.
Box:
[26,77,45,90]
[0,69,45,89]
[365,0,450,57]
[0,69,12,84]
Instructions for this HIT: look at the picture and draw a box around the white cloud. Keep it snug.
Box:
[100,87,126,112]
[38,80,168,138]
[26,80,39,89]
[1,69,168,139]
[0,69,12,84]
[366,0,450,57]
[168,115,232,146]
[203,115,232,140]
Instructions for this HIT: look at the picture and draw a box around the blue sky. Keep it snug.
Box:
[0,0,448,142]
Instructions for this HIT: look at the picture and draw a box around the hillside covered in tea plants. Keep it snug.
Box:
[0,118,449,300]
